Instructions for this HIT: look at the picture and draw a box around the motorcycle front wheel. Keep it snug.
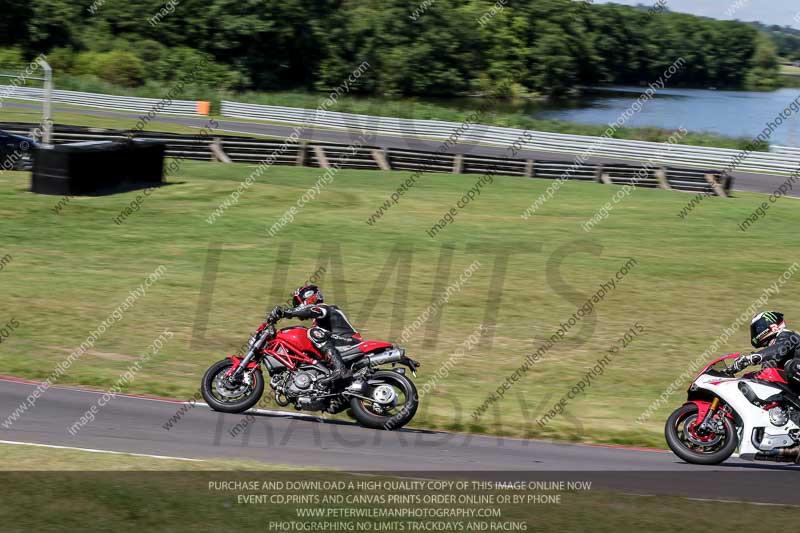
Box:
[201,359,265,413]
[350,370,418,430]
[665,403,737,465]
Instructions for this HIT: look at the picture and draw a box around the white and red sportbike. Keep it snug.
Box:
[665,353,800,465]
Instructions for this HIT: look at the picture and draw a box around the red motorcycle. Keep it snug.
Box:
[200,314,421,430]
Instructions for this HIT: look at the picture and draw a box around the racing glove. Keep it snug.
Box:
[267,306,285,324]
[730,353,762,374]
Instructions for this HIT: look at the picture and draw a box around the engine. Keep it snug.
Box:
[286,370,323,396]
[270,368,329,411]
[758,406,800,451]
[785,405,800,428]
[765,404,800,429]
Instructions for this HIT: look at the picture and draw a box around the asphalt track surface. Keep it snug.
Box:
[4,101,799,198]
[1,377,799,505]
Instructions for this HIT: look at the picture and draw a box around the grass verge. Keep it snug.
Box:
[780,64,800,76]
[0,102,221,136]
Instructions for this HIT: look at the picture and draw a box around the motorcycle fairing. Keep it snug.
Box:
[694,375,800,458]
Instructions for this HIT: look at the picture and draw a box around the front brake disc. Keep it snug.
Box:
[215,373,251,398]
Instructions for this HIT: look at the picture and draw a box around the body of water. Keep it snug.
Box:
[536,86,800,146]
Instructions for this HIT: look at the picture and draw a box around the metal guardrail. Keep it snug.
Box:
[0,122,729,197]
[0,82,792,174]
[771,145,800,157]
[221,100,800,176]
[0,85,206,115]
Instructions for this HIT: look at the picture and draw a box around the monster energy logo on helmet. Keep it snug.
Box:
[751,311,785,347]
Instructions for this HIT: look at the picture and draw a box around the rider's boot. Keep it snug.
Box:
[320,346,352,385]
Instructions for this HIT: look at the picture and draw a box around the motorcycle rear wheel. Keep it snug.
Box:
[201,359,265,414]
[665,403,737,465]
[350,370,418,430]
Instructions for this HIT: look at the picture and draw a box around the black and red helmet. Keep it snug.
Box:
[292,284,323,306]
[751,311,785,348]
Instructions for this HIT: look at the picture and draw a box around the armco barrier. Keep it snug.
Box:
[0,122,730,197]
[1,84,793,174]
[771,145,800,157]
[221,100,800,177]
[0,85,208,115]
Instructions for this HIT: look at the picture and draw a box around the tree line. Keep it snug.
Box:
[752,22,800,62]
[0,0,783,97]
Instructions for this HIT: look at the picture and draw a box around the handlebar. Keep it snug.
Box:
[724,359,748,376]
[266,305,289,325]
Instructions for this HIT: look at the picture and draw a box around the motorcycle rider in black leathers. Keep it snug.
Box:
[730,312,800,392]
[267,285,357,384]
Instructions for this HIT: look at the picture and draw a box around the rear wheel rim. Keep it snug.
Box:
[359,376,412,419]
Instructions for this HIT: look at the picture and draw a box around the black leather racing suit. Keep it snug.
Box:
[752,330,800,391]
[282,303,359,379]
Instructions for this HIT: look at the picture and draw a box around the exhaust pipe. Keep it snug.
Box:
[354,348,405,369]
[755,444,800,463]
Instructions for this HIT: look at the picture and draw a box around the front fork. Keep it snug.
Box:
[229,351,256,382]
[696,397,720,435]
[229,331,268,381]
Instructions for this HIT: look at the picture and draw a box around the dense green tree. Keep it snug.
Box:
[26,0,86,52]
[746,33,781,89]
[0,1,33,48]
[0,0,783,96]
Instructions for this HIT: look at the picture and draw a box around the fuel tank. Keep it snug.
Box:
[275,326,316,353]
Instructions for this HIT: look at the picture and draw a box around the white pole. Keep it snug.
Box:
[38,58,53,144]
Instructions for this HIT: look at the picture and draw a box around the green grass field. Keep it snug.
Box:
[781,64,800,76]
[1,160,798,448]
